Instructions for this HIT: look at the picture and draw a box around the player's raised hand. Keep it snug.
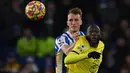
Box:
[72,31,79,41]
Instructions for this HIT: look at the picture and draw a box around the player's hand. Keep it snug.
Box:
[88,51,101,59]
[72,31,79,41]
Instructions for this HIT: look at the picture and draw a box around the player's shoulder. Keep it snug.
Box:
[79,36,86,41]
[55,32,70,45]
[99,40,105,49]
[55,32,66,41]
[99,40,104,46]
[79,31,86,36]
[55,33,67,52]
[75,36,86,45]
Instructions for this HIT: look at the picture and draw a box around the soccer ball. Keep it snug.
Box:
[25,1,46,20]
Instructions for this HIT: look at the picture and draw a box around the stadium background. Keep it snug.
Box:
[0,0,130,73]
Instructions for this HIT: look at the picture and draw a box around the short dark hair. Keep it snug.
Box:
[68,7,82,18]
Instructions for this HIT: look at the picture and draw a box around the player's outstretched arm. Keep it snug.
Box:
[64,51,88,64]
[62,43,75,55]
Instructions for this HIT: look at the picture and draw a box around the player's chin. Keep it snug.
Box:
[91,39,99,44]
[71,29,78,32]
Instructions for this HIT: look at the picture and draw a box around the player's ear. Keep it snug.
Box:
[86,32,89,37]
[99,34,101,39]
[67,21,69,26]
[80,20,82,25]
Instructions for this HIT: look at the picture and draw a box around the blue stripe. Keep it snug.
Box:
[56,36,61,39]
[55,36,61,53]
[80,31,84,36]
[80,31,83,35]
[55,45,59,53]
[64,33,74,43]
[65,36,70,45]
[81,31,86,35]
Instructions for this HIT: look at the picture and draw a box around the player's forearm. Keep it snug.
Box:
[66,44,75,55]
[64,52,87,64]
[63,43,75,55]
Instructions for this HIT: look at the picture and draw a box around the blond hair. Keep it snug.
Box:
[68,7,82,18]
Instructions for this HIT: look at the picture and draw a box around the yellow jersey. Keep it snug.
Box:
[64,36,104,73]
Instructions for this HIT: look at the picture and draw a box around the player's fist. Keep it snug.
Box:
[88,51,101,59]
[72,31,79,41]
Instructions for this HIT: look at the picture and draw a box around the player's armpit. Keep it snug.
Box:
[64,51,88,64]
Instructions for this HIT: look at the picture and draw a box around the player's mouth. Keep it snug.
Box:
[72,26,77,28]
[91,36,98,42]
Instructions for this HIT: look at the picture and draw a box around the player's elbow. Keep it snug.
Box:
[64,57,70,64]
[64,51,68,55]
[62,48,71,55]
[62,46,70,55]
[64,57,75,64]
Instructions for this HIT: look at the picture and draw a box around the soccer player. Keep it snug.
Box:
[64,24,104,73]
[55,8,85,73]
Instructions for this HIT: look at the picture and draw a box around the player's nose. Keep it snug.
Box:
[72,21,76,25]
[91,32,97,36]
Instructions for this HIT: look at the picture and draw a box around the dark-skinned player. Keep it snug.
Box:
[64,24,104,73]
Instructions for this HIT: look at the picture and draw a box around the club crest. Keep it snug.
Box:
[77,45,86,51]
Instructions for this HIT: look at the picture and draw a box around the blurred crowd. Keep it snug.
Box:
[0,0,130,73]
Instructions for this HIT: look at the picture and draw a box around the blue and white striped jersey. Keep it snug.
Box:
[55,31,85,73]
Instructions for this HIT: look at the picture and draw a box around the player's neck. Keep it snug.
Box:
[86,37,99,48]
[68,30,79,34]
[90,43,98,48]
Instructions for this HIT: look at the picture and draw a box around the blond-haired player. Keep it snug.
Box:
[55,7,85,73]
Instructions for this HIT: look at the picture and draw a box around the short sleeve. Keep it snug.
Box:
[55,36,70,53]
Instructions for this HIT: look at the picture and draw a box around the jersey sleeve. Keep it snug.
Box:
[64,41,88,64]
[64,51,88,64]
[55,36,70,53]
[64,38,88,64]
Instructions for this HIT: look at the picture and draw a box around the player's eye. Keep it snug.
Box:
[95,31,99,33]
[75,19,79,21]
[69,19,73,22]
[89,30,93,34]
